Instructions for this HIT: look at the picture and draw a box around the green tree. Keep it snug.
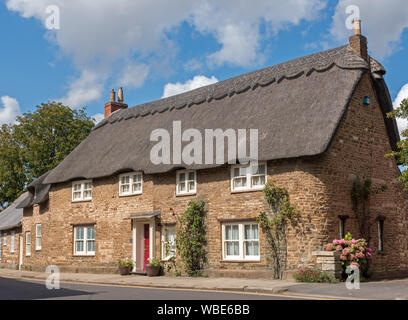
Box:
[386,98,408,188]
[0,102,94,208]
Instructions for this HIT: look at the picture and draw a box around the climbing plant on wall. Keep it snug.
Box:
[175,201,207,276]
[351,177,387,245]
[257,181,300,279]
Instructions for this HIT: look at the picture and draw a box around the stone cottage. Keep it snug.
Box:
[19,21,408,279]
[0,192,30,269]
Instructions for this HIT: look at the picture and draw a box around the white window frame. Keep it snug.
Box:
[119,172,143,196]
[26,232,31,257]
[230,162,267,192]
[72,180,93,202]
[176,170,197,196]
[222,222,260,261]
[11,231,15,253]
[3,232,6,246]
[161,225,176,261]
[73,226,95,256]
[36,224,42,251]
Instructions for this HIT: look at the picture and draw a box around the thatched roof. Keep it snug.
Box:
[16,171,51,209]
[0,192,29,231]
[44,45,400,184]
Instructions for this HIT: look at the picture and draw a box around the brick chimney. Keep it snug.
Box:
[349,19,368,61]
[104,88,128,119]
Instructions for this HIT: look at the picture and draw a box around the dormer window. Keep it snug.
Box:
[72,180,92,202]
[119,173,143,196]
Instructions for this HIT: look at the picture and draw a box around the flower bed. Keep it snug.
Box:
[294,267,338,283]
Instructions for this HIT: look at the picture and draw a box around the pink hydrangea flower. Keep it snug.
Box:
[340,255,347,261]
[336,245,342,251]
[349,254,355,261]
[342,248,350,255]
[351,239,358,244]
[325,243,334,251]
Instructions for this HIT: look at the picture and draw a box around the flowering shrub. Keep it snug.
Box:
[326,232,372,279]
[294,267,338,283]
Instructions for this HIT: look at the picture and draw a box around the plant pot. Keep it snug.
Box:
[146,265,161,277]
[119,266,131,276]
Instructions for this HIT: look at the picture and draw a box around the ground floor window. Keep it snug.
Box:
[25,232,31,256]
[222,223,260,261]
[36,224,42,251]
[161,225,176,260]
[74,226,95,256]
[378,219,384,252]
[339,216,348,239]
[11,231,15,253]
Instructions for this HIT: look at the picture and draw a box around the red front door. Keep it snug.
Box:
[143,224,150,270]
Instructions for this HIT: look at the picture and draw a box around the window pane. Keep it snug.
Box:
[252,175,265,186]
[245,241,259,256]
[132,183,141,192]
[87,240,95,253]
[76,228,84,240]
[179,182,186,192]
[188,172,195,181]
[133,174,141,183]
[179,173,186,182]
[226,241,239,256]
[84,190,92,199]
[188,181,195,192]
[121,185,129,193]
[76,241,84,253]
[73,192,81,199]
[233,177,247,188]
[87,227,95,240]
[85,182,92,190]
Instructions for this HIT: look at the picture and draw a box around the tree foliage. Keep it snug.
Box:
[0,102,94,208]
[386,98,408,188]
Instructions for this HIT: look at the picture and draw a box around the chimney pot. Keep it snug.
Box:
[353,19,362,35]
[110,89,116,102]
[118,87,124,103]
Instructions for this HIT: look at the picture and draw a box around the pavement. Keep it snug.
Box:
[1,268,408,300]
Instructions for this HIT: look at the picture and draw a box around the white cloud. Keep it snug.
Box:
[91,113,105,124]
[7,0,327,75]
[60,70,105,108]
[0,96,21,125]
[162,75,219,98]
[190,0,327,67]
[330,0,408,60]
[393,84,408,136]
[116,62,149,89]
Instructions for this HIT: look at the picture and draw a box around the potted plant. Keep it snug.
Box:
[118,259,133,276]
[146,257,161,277]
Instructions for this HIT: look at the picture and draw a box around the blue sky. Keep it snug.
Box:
[0,0,407,128]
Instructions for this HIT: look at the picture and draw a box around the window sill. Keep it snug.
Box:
[119,193,143,198]
[161,256,176,262]
[176,192,197,197]
[72,200,92,203]
[231,187,264,194]
[220,259,261,263]
[73,254,95,257]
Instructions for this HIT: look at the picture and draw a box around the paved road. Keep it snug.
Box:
[287,279,408,300]
[0,277,306,300]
